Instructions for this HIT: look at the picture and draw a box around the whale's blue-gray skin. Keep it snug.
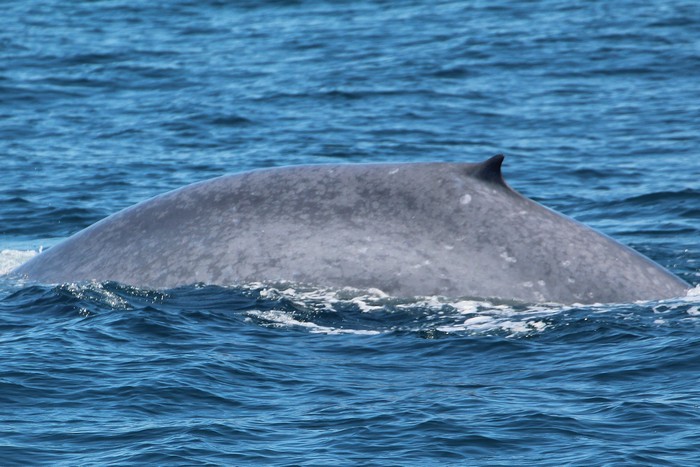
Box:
[12,156,689,304]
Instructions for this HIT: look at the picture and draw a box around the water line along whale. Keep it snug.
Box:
[12,155,689,304]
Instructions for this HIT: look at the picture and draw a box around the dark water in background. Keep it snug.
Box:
[1,0,700,464]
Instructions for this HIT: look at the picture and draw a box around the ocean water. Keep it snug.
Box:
[1,0,700,464]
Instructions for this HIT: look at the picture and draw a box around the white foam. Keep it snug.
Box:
[61,281,133,310]
[246,309,381,335]
[0,249,38,275]
[244,282,393,314]
[434,301,556,336]
[237,282,566,336]
[452,300,482,314]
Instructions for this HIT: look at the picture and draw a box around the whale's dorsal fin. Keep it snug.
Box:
[472,154,505,185]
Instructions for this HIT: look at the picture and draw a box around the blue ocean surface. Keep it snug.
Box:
[1,0,700,464]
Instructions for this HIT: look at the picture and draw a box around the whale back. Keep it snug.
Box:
[12,157,689,304]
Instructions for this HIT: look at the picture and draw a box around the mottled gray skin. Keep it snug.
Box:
[13,156,689,304]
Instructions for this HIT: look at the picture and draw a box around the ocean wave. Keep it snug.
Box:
[3,279,698,340]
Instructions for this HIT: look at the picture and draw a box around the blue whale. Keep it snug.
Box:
[12,155,689,304]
